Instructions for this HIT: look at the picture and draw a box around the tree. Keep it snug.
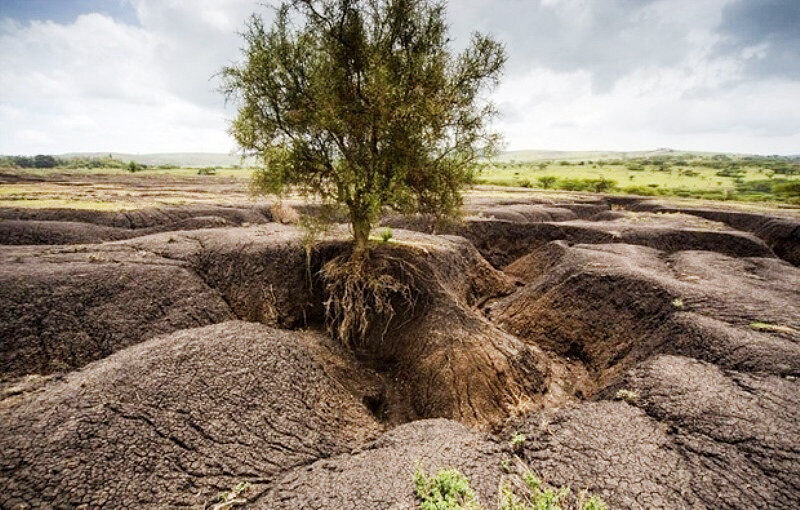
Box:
[222,0,506,253]
[33,155,58,168]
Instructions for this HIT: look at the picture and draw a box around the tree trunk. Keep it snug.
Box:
[351,212,371,255]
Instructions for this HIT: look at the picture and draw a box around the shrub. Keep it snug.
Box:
[556,178,617,193]
[593,177,616,192]
[197,167,217,175]
[716,168,745,178]
[33,155,59,168]
[498,458,609,510]
[621,186,659,196]
[127,160,146,173]
[772,165,799,175]
[414,467,482,510]
[518,179,532,188]
[413,464,610,510]
[579,495,609,510]
[536,176,557,189]
[772,180,800,202]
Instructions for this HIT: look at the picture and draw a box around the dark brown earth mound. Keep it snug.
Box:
[383,215,617,267]
[0,224,335,375]
[256,419,505,509]
[0,204,270,229]
[0,321,382,509]
[0,245,233,375]
[489,241,799,508]
[0,219,133,244]
[466,203,578,222]
[337,234,550,426]
[632,202,800,266]
[1,225,550,427]
[127,225,334,328]
[385,210,775,267]
[510,354,800,509]
[492,242,799,384]
[0,215,238,245]
[1,190,799,508]
[0,204,274,245]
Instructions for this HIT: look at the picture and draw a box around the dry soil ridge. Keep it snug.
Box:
[0,194,799,509]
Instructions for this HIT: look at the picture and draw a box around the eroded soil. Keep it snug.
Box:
[1,171,799,509]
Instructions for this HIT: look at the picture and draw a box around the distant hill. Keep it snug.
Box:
[490,148,734,162]
[13,148,785,167]
[59,152,257,167]
[58,149,732,167]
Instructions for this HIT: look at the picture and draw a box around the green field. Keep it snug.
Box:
[3,150,799,205]
[476,153,800,204]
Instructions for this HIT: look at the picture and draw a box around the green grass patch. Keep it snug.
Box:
[474,155,800,205]
[414,462,609,510]
[414,467,483,510]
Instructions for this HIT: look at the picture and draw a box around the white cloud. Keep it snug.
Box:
[0,0,798,155]
[0,3,257,154]
[493,46,800,153]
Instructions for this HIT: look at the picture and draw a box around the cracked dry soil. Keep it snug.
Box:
[1,178,799,509]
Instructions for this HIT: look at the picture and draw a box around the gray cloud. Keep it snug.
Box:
[714,0,800,80]
[447,0,732,91]
[0,0,798,155]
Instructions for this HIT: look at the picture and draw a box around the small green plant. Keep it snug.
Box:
[499,459,608,510]
[510,433,526,451]
[499,466,569,510]
[414,461,609,510]
[212,481,251,510]
[671,298,684,309]
[414,467,483,510]
[519,179,533,188]
[614,389,639,403]
[381,227,394,243]
[578,493,609,510]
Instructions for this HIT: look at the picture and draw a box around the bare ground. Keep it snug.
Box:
[1,171,799,509]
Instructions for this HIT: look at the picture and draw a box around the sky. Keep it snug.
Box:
[0,0,798,155]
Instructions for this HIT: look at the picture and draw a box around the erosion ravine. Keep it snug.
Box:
[1,173,799,509]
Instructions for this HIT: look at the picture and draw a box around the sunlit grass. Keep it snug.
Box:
[476,163,773,190]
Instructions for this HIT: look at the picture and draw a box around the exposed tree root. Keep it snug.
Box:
[321,247,422,353]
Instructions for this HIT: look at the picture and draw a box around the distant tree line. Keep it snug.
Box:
[0,154,63,168]
[0,154,158,172]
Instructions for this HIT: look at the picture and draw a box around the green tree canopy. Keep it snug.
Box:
[222,0,506,251]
